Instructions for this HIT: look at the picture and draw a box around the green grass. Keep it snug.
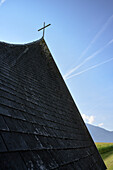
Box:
[96,143,113,169]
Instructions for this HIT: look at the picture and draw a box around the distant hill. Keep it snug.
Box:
[86,123,113,143]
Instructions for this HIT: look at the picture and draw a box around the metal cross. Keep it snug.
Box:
[38,22,51,38]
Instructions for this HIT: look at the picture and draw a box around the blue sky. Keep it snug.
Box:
[0,0,113,130]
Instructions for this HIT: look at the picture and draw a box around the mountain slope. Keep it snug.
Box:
[86,124,113,143]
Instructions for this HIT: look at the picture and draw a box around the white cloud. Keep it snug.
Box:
[0,0,6,6]
[81,114,104,127]
[98,123,104,127]
[81,114,94,124]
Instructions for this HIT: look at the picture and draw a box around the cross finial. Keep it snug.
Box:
[38,22,51,38]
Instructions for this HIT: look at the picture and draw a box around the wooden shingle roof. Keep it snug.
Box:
[0,38,106,169]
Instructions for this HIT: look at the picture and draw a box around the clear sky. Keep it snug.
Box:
[0,0,113,130]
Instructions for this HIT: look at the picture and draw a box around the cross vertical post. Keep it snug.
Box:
[43,22,45,38]
[38,22,51,39]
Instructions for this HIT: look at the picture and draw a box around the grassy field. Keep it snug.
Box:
[96,143,113,170]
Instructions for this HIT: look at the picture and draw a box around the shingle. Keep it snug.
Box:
[0,152,27,170]
[0,115,9,131]
[0,104,11,117]
[20,151,46,170]
[22,134,43,150]
[1,132,28,151]
[49,150,64,166]
[37,150,58,169]
[38,136,51,149]
[3,116,20,132]
[0,134,7,152]
[22,121,36,133]
[59,163,75,170]
[10,109,25,120]
[33,123,48,136]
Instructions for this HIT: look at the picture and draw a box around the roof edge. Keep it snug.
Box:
[0,37,43,46]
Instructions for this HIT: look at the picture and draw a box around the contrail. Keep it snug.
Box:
[64,38,113,79]
[64,14,113,79]
[82,38,113,62]
[0,0,6,6]
[66,57,113,80]
[80,14,113,58]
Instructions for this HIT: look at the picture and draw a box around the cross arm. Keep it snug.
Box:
[38,24,51,31]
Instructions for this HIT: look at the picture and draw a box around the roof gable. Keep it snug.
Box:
[0,38,106,169]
